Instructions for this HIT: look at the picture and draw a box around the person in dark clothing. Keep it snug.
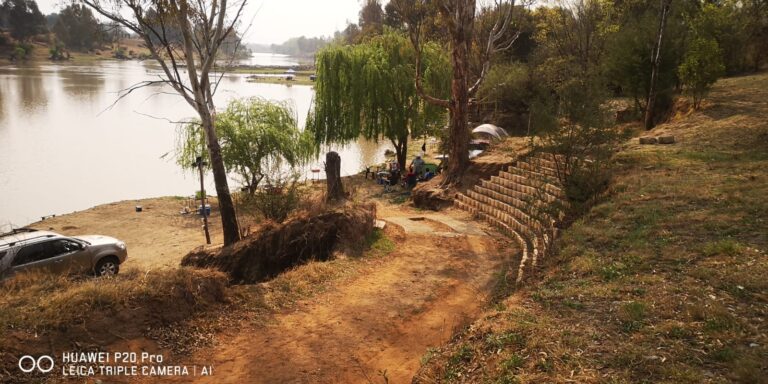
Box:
[405,166,418,189]
[384,169,401,192]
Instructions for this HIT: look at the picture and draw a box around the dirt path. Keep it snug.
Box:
[177,205,512,383]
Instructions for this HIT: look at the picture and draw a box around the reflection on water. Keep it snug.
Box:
[15,67,48,111]
[0,60,386,227]
[59,67,105,101]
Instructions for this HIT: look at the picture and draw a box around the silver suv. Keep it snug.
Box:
[0,229,128,280]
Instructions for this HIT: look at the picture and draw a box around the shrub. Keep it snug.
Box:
[113,46,128,59]
[243,177,303,223]
[10,43,30,61]
[49,39,67,61]
[678,37,725,109]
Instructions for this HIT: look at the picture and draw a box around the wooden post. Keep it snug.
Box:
[325,151,345,202]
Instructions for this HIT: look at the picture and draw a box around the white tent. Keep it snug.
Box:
[472,124,508,140]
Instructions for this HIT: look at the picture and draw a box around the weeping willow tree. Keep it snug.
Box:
[178,97,316,195]
[307,31,450,171]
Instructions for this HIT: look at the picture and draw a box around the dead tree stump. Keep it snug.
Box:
[325,151,345,202]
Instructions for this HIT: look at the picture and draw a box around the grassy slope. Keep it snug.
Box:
[414,73,768,383]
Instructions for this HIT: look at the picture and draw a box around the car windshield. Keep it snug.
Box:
[73,238,91,245]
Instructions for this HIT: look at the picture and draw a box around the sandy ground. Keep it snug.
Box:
[29,197,221,270]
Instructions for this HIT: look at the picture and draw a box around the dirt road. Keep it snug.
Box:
[178,206,512,383]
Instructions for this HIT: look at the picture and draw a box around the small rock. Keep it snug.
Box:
[639,137,658,145]
[658,136,676,144]
[749,343,759,348]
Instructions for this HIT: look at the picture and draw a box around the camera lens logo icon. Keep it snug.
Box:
[18,355,54,373]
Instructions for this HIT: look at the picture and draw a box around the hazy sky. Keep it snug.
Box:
[35,0,364,45]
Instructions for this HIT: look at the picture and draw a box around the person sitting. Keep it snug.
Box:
[377,170,390,185]
[423,169,435,181]
[384,169,400,192]
[405,166,418,189]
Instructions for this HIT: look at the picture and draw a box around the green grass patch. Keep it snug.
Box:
[701,239,743,257]
[484,331,527,350]
[500,354,525,371]
[365,228,395,257]
[618,301,648,332]
[444,343,474,381]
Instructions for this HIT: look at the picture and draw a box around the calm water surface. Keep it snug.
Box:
[237,52,305,67]
[0,60,384,227]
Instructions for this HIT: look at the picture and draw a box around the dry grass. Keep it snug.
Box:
[413,72,768,383]
[0,267,228,333]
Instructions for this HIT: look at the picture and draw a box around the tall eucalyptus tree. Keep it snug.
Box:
[393,0,525,186]
[81,0,248,245]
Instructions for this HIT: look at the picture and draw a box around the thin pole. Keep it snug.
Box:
[198,160,211,245]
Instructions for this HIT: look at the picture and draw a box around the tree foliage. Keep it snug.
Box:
[678,37,724,109]
[308,31,450,170]
[53,4,103,50]
[359,0,384,40]
[0,0,46,41]
[178,97,315,195]
[392,0,525,185]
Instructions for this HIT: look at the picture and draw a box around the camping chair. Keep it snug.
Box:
[384,171,400,193]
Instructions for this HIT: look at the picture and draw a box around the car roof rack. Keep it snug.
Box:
[0,228,38,238]
[0,229,51,249]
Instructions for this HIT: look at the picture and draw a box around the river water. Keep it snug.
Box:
[0,60,384,227]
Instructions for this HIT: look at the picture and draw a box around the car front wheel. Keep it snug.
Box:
[95,257,119,277]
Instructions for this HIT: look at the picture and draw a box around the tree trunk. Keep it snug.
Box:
[201,113,241,246]
[442,0,475,185]
[644,0,671,130]
[325,151,345,202]
[392,135,408,171]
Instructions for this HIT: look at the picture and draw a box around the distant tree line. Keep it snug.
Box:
[0,0,132,59]
[0,0,249,60]
[248,36,330,58]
